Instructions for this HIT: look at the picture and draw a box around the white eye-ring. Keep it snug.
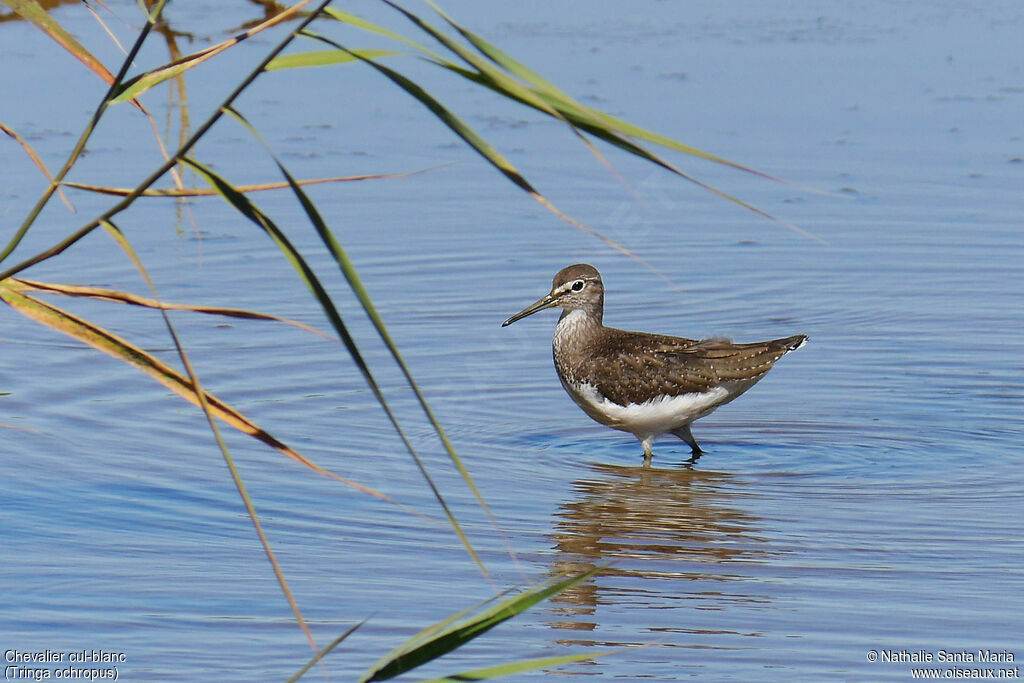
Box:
[570,280,585,292]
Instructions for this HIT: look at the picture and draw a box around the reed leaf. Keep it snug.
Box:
[306,34,535,194]
[423,0,831,209]
[1,0,116,85]
[0,280,407,509]
[0,0,330,278]
[97,218,323,663]
[368,0,624,186]
[324,38,659,276]
[266,48,402,71]
[380,2,821,241]
[414,650,621,682]
[60,167,444,197]
[181,154,490,580]
[301,33,664,278]
[426,1,763,174]
[359,567,602,682]
[109,0,316,104]
[221,103,510,568]
[321,6,446,62]
[0,121,74,211]
[83,0,129,58]
[435,59,821,243]
[0,0,173,267]
[286,617,369,683]
[376,1,569,126]
[11,277,336,341]
[385,587,519,660]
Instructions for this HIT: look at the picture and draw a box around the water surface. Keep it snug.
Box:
[1,1,1022,680]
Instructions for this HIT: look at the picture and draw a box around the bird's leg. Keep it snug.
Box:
[641,438,654,468]
[672,424,704,458]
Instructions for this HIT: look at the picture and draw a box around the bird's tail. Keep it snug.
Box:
[777,334,809,352]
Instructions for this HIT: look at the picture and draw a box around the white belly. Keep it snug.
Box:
[560,378,730,442]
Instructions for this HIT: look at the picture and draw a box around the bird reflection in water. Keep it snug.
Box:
[547,462,775,635]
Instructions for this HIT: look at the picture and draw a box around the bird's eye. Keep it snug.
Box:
[571,280,585,292]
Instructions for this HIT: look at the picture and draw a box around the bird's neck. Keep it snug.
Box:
[554,307,603,353]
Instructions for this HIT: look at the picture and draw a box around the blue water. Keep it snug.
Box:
[1,1,1022,681]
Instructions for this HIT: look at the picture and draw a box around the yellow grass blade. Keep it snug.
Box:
[321,7,446,62]
[403,2,824,240]
[220,104,520,576]
[265,48,402,71]
[1,0,116,85]
[11,277,336,342]
[182,153,490,580]
[59,165,449,197]
[0,280,413,512]
[0,0,331,275]
[303,32,671,281]
[0,120,74,211]
[96,218,324,667]
[109,0,315,104]
[0,0,172,267]
[285,617,368,683]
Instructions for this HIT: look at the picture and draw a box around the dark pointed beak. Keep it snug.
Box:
[502,293,558,327]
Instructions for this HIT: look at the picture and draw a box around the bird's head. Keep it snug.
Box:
[502,264,604,326]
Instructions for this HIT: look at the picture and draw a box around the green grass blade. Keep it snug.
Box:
[286,617,369,683]
[320,7,446,62]
[0,0,170,268]
[12,277,337,341]
[302,31,536,196]
[182,153,491,580]
[359,568,602,682]
[0,280,406,505]
[61,166,443,197]
[301,32,672,279]
[371,0,617,181]
[1,0,116,85]
[418,3,825,240]
[109,0,316,104]
[383,0,743,179]
[111,58,204,104]
[414,19,771,192]
[430,58,695,180]
[414,650,622,682]
[0,0,330,279]
[97,218,324,665]
[375,2,566,121]
[362,586,518,682]
[380,0,730,234]
[221,104,511,565]
[0,120,74,211]
[266,48,402,71]
[424,1,779,179]
[435,63,822,243]
[380,0,635,195]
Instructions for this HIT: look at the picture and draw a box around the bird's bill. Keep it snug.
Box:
[502,293,558,327]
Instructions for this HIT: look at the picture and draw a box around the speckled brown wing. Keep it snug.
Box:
[583,329,806,406]
[684,334,806,378]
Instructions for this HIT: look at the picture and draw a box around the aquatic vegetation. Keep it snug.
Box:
[0,0,783,677]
